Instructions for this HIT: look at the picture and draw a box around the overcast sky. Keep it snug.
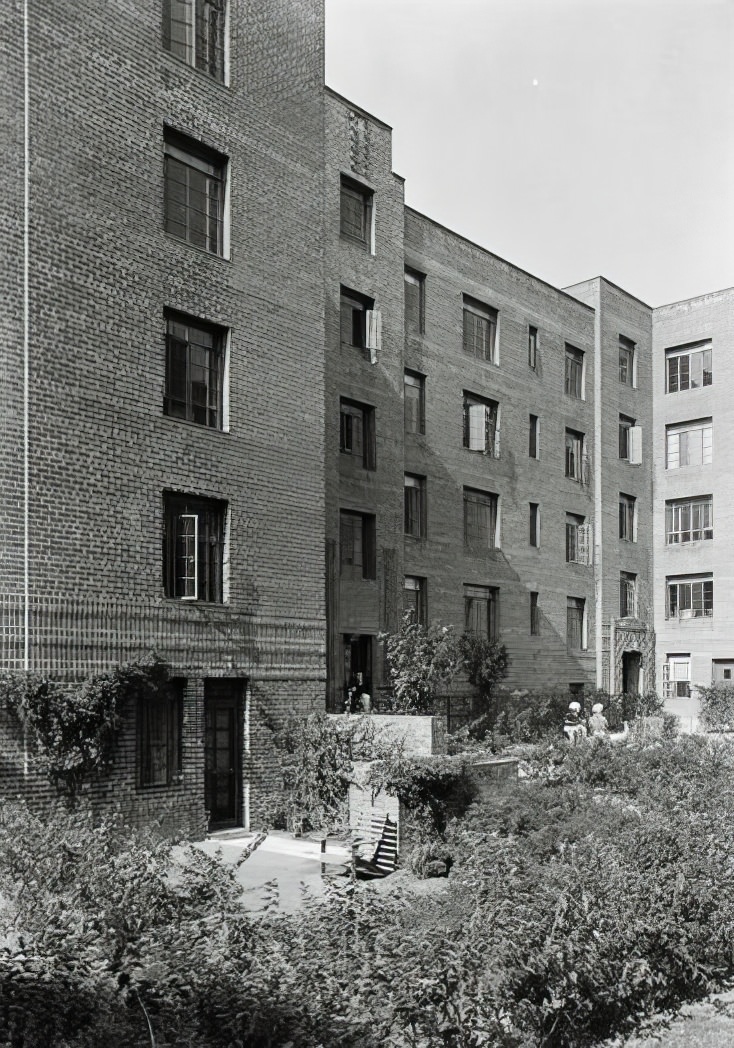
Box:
[325,0,733,307]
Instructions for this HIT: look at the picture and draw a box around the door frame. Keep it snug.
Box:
[204,679,245,830]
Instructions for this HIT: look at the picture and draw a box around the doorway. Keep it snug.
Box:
[622,651,641,695]
[342,634,373,711]
[205,679,245,829]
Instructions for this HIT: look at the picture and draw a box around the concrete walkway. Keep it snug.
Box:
[196,832,351,913]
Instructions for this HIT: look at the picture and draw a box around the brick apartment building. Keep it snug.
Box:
[1,0,729,831]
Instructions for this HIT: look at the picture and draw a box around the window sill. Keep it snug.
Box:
[162,413,230,436]
[163,231,231,264]
[340,232,372,251]
[162,597,228,608]
[162,49,230,90]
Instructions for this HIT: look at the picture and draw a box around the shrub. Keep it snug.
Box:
[367,752,477,835]
[698,682,734,731]
[380,615,464,713]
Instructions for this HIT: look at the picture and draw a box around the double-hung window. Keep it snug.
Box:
[463,392,500,456]
[666,419,712,469]
[566,513,589,565]
[164,312,225,428]
[163,0,226,82]
[164,131,226,255]
[664,656,691,699]
[463,296,498,363]
[138,678,184,787]
[340,287,380,361]
[666,341,712,392]
[567,597,587,651]
[340,175,373,247]
[163,493,226,602]
[565,344,584,398]
[619,493,637,542]
[464,488,499,550]
[667,576,713,619]
[404,475,426,539]
[403,576,426,625]
[464,584,499,641]
[565,429,584,482]
[340,511,376,580]
[404,371,425,434]
[665,496,713,544]
[404,269,425,335]
[619,336,636,387]
[339,399,376,470]
[619,572,637,618]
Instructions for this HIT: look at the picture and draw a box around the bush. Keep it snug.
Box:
[698,682,734,731]
[366,752,477,835]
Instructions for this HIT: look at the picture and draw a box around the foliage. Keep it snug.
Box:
[458,633,510,714]
[1,657,171,799]
[404,837,454,878]
[698,682,734,731]
[366,752,477,835]
[380,615,464,713]
[265,712,392,833]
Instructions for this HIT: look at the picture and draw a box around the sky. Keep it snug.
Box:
[325,0,734,307]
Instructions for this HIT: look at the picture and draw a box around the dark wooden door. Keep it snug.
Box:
[205,680,244,828]
[622,652,641,696]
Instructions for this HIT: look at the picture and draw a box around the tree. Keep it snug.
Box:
[380,615,464,714]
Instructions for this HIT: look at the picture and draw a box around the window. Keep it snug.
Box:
[464,488,499,550]
[164,313,225,428]
[340,175,373,247]
[405,269,425,335]
[667,576,713,619]
[565,429,585,482]
[163,493,226,602]
[567,597,586,651]
[340,287,380,361]
[463,296,498,363]
[403,576,426,625]
[619,493,637,542]
[666,341,712,392]
[666,419,712,469]
[528,326,538,369]
[463,392,500,457]
[564,344,584,399]
[620,572,637,618]
[339,399,376,469]
[163,0,226,82]
[619,336,636,387]
[339,511,376,580]
[529,503,540,547]
[138,678,183,787]
[529,414,539,459]
[666,496,713,544]
[464,584,499,640]
[404,371,425,434]
[404,474,426,539]
[530,591,540,636]
[566,513,590,565]
[164,130,225,255]
[664,655,691,699]
[619,414,634,459]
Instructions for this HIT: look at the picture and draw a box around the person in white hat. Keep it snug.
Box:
[588,702,609,737]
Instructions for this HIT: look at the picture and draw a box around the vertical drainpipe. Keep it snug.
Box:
[594,285,604,690]
[22,0,31,773]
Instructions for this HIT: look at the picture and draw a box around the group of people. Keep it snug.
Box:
[563,701,609,743]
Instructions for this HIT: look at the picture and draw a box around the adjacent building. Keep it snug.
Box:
[2,0,729,831]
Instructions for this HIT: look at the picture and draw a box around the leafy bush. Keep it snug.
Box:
[698,682,734,731]
[1,657,171,800]
[367,752,477,835]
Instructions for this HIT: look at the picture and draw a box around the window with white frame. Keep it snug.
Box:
[666,419,712,469]
[664,655,691,699]
[619,335,636,387]
[665,496,713,544]
[464,584,499,640]
[163,493,226,602]
[566,513,590,565]
[565,428,585,482]
[463,392,500,456]
[463,296,498,364]
[164,312,226,428]
[619,493,637,542]
[404,474,426,539]
[566,597,587,651]
[564,344,584,399]
[164,130,226,255]
[403,576,426,624]
[464,488,499,550]
[666,341,712,393]
[339,398,376,470]
[619,572,637,618]
[340,175,373,248]
[666,575,713,619]
[340,286,380,362]
[163,0,226,82]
